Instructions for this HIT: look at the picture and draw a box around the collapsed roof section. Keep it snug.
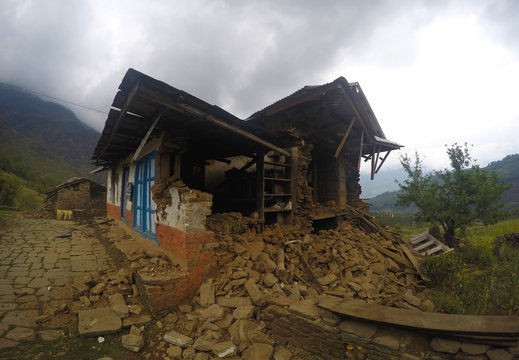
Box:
[92,69,401,179]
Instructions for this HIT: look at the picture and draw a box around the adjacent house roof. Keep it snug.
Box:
[47,177,105,195]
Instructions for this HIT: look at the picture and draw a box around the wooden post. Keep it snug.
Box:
[290,146,299,225]
[357,131,364,172]
[256,148,265,227]
[370,144,376,180]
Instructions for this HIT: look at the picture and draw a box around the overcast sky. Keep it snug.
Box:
[1,0,518,174]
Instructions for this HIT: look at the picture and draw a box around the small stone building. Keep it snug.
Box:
[91,69,401,302]
[37,177,106,219]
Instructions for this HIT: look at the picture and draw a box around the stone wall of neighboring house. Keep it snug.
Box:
[263,302,519,360]
[56,182,91,210]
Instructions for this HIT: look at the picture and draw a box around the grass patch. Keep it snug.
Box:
[464,218,519,249]
[419,218,519,315]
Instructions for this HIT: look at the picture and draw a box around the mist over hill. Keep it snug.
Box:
[0,83,104,191]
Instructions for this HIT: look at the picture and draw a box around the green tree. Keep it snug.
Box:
[0,171,21,206]
[397,143,510,248]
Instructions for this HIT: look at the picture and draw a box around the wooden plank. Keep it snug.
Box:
[399,244,431,282]
[410,231,429,244]
[334,117,356,158]
[347,205,394,241]
[413,240,435,252]
[372,243,413,268]
[264,177,291,181]
[318,296,519,336]
[426,245,443,255]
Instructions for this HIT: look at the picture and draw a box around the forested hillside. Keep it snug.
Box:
[0,83,101,177]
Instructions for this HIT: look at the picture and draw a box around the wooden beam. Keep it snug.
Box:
[372,144,381,179]
[256,149,265,227]
[370,144,376,180]
[375,150,391,174]
[99,83,139,158]
[357,131,364,172]
[89,166,108,174]
[337,86,371,139]
[132,110,165,162]
[138,91,291,157]
[334,117,356,158]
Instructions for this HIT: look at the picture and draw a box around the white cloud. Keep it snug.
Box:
[0,0,517,171]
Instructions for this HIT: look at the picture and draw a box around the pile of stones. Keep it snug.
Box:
[134,213,432,359]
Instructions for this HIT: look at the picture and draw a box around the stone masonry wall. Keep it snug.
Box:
[56,182,91,210]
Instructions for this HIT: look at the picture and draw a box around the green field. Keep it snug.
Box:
[401,218,519,315]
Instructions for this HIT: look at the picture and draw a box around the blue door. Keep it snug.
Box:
[133,152,156,239]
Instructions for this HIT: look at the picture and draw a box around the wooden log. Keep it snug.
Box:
[292,244,323,294]
[276,248,285,274]
[318,295,519,339]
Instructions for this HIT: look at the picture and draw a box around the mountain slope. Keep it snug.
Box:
[367,154,519,212]
[0,83,100,176]
[0,117,81,190]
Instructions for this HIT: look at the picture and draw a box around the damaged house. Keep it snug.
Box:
[91,69,401,304]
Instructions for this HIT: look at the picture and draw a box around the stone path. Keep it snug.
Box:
[0,215,116,350]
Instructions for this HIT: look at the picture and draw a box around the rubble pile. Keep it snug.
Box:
[86,207,432,359]
[71,267,150,328]
[494,232,519,249]
[130,210,430,359]
[205,214,426,310]
[31,192,57,219]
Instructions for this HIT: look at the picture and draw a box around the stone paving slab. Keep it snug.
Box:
[0,215,117,349]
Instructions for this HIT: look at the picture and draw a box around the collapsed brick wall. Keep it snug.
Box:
[345,152,362,201]
[292,143,314,230]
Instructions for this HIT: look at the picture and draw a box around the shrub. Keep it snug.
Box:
[459,244,494,268]
[0,171,21,206]
[420,252,461,287]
